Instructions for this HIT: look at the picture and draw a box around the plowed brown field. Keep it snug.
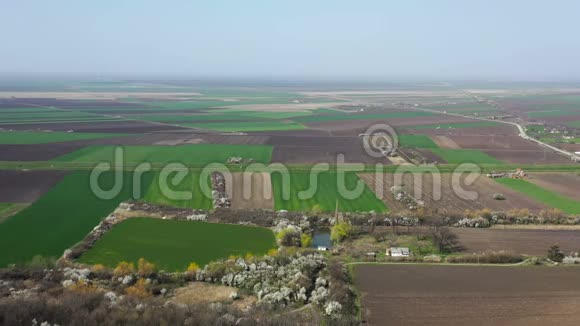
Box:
[0,170,68,202]
[527,172,580,201]
[228,172,274,210]
[453,227,580,255]
[358,173,547,213]
[355,264,580,326]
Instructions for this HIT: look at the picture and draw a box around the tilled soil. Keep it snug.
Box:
[453,227,580,255]
[355,264,580,326]
[268,134,387,164]
[431,135,460,149]
[228,172,274,210]
[527,172,580,201]
[357,173,547,213]
[0,170,68,202]
[401,125,516,136]
[482,149,571,164]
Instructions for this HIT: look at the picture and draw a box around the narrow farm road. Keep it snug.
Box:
[407,100,580,162]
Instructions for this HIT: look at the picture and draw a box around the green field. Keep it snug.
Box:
[144,171,213,210]
[78,218,277,271]
[401,121,500,130]
[127,108,318,125]
[539,137,580,144]
[181,120,305,132]
[528,109,580,118]
[495,178,580,214]
[0,108,123,125]
[398,134,439,148]
[293,111,434,123]
[429,149,503,164]
[272,172,387,213]
[0,171,152,266]
[53,144,273,165]
[0,131,129,144]
[566,120,580,128]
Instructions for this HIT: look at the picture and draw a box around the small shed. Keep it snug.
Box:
[387,247,411,257]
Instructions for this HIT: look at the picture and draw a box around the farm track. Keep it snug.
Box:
[411,95,580,161]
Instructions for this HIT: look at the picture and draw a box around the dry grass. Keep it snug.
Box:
[170,282,256,309]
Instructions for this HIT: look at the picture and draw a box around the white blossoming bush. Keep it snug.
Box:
[562,256,580,264]
[324,301,342,316]
[455,217,490,228]
[198,252,326,307]
[62,268,90,282]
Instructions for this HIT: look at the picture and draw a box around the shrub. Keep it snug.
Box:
[539,208,565,220]
[244,253,255,262]
[205,261,228,281]
[137,258,156,277]
[547,245,565,262]
[446,251,523,264]
[423,255,442,263]
[91,264,112,279]
[125,278,152,299]
[431,226,459,253]
[68,280,98,293]
[186,262,200,274]
[331,222,352,243]
[277,227,302,247]
[113,261,135,277]
[301,234,313,248]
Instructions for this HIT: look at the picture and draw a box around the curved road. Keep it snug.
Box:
[412,105,580,162]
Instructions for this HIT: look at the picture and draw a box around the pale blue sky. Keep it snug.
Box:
[1,0,579,80]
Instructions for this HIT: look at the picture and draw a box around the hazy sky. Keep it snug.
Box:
[2,0,580,80]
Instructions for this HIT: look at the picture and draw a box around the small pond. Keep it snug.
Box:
[312,229,332,249]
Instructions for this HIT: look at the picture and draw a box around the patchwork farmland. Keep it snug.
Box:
[1,81,580,325]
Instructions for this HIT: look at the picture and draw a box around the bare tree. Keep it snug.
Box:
[431,225,459,253]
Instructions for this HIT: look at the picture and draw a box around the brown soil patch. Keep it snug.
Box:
[269,135,386,164]
[357,173,547,213]
[222,102,349,112]
[355,264,580,326]
[431,135,460,149]
[303,116,477,136]
[0,170,68,202]
[527,172,580,201]
[228,172,274,210]
[453,227,580,255]
[153,137,206,145]
[170,282,255,309]
[448,134,539,150]
[402,125,516,136]
[557,143,580,152]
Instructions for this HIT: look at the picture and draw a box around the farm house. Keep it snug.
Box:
[387,247,411,257]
